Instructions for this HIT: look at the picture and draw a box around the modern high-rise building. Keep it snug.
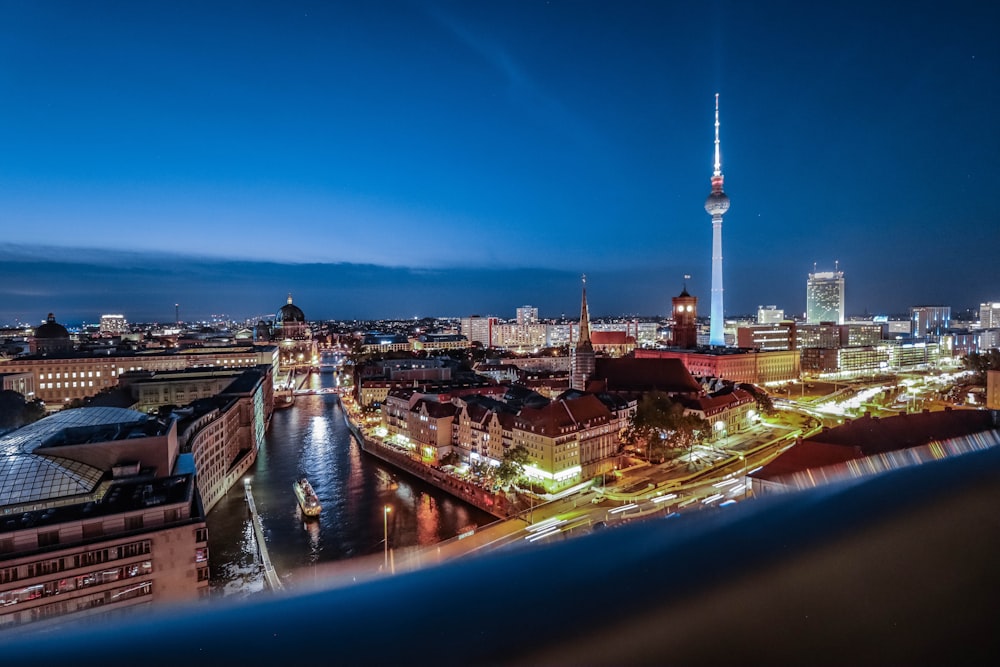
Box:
[806,268,845,324]
[516,306,538,326]
[910,306,951,337]
[979,302,1000,329]
[704,94,730,347]
[99,314,128,335]
[571,276,595,391]
[459,316,498,347]
[757,305,785,325]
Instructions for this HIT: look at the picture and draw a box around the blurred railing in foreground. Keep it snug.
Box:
[6,445,1000,666]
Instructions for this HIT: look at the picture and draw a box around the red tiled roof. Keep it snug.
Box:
[593,358,701,394]
[752,441,861,481]
[679,389,754,415]
[413,398,457,419]
[591,331,635,345]
[517,395,612,437]
[753,410,997,482]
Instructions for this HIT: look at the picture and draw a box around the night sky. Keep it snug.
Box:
[1,1,998,324]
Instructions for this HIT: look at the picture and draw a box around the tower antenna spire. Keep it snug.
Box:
[713,93,722,178]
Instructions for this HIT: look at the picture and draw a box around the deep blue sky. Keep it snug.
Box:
[1,1,998,324]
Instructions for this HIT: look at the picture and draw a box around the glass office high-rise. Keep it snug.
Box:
[806,270,845,324]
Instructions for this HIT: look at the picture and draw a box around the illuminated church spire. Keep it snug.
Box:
[704,93,730,347]
[578,274,591,344]
[572,274,595,390]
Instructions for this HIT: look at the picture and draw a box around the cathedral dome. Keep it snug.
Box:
[35,313,69,339]
[276,294,305,325]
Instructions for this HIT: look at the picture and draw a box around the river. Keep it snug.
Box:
[206,370,495,596]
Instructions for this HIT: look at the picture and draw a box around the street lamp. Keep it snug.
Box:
[383,505,392,571]
[738,454,748,499]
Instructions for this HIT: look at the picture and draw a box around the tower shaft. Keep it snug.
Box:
[710,216,724,346]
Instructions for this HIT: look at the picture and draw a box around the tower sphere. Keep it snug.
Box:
[704,191,730,216]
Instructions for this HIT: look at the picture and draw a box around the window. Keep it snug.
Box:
[37,531,60,548]
[82,522,104,539]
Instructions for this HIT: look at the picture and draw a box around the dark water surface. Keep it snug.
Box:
[206,371,494,596]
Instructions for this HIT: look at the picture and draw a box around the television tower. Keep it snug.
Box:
[704,93,730,347]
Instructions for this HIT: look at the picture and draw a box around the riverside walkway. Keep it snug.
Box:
[243,478,284,592]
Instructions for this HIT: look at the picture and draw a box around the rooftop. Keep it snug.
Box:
[0,407,160,509]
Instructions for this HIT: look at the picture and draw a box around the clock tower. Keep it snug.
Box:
[672,286,698,349]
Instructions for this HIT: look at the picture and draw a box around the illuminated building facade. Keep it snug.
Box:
[173,367,273,512]
[409,334,469,351]
[806,269,845,324]
[979,302,1000,329]
[0,372,35,399]
[460,316,498,347]
[490,323,548,350]
[635,348,800,384]
[99,315,128,336]
[910,306,951,337]
[757,305,785,324]
[800,346,887,375]
[516,306,539,326]
[677,388,756,440]
[0,346,278,407]
[274,295,316,369]
[797,323,884,349]
[736,322,796,351]
[513,394,618,491]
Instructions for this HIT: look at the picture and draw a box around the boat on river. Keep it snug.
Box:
[293,477,322,517]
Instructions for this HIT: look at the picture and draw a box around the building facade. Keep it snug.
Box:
[806,269,845,325]
[979,302,1000,329]
[0,346,278,407]
[910,306,951,337]
[635,348,800,385]
[0,408,209,631]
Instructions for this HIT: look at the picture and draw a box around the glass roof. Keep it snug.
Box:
[0,407,148,509]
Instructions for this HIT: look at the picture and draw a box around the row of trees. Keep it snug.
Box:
[963,350,1000,385]
[622,391,710,464]
[446,444,532,490]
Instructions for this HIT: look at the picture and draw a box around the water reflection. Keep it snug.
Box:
[207,371,494,595]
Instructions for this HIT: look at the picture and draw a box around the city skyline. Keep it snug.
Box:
[1,2,998,322]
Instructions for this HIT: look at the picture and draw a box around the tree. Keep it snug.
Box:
[739,383,775,416]
[963,350,1000,385]
[495,445,530,488]
[623,392,709,463]
[0,390,46,432]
